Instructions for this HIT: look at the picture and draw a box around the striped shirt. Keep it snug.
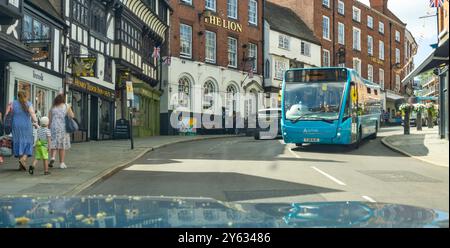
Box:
[36,127,51,141]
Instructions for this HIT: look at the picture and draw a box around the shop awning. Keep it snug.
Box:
[385,91,404,101]
[402,39,449,84]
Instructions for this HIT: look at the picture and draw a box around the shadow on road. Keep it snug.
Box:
[82,171,342,202]
[290,138,405,157]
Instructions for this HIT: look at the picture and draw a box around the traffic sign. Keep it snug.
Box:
[126,81,134,101]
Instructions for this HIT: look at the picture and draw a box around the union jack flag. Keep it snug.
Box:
[162,56,171,66]
[430,0,444,8]
[152,46,160,59]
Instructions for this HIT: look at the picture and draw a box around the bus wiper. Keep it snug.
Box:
[290,115,335,124]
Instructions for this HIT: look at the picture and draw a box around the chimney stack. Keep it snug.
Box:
[370,0,389,13]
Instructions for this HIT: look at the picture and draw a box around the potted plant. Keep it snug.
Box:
[425,103,437,128]
[413,103,426,131]
[399,103,413,135]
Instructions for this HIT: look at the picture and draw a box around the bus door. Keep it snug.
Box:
[349,82,359,143]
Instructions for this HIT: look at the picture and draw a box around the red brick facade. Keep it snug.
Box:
[168,0,264,75]
[269,0,408,93]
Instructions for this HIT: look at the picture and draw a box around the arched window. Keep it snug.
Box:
[226,84,238,95]
[178,77,191,108]
[265,60,270,78]
[203,80,216,109]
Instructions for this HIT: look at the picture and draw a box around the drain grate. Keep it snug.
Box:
[358,170,441,183]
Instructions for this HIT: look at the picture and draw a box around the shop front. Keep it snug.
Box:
[0,0,34,112]
[131,81,161,137]
[383,90,404,124]
[67,77,115,142]
[6,62,62,119]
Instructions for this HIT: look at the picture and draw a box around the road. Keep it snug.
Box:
[82,126,449,212]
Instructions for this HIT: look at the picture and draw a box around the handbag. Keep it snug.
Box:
[3,103,13,135]
[65,105,79,133]
[0,136,12,157]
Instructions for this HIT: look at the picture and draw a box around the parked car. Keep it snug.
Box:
[254,108,282,140]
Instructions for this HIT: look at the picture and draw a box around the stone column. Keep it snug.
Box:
[417,110,422,131]
[404,107,411,135]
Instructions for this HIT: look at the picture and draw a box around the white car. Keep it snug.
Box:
[254,108,282,140]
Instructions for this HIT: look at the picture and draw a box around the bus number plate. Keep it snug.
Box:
[304,138,320,142]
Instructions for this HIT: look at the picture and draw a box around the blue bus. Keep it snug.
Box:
[281,67,382,148]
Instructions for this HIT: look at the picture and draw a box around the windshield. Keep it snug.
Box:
[284,82,346,121]
[284,69,348,122]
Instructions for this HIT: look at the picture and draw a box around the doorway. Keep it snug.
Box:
[90,96,98,140]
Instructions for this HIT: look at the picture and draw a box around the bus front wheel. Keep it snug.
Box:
[351,127,362,149]
[369,123,378,140]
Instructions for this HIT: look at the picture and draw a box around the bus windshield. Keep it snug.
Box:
[284,69,348,122]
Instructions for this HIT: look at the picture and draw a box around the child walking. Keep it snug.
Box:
[29,116,51,175]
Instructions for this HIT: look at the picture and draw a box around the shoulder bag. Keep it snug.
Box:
[65,104,79,134]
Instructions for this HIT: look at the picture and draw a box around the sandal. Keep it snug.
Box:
[28,165,34,175]
[18,160,27,171]
[49,159,55,168]
[44,171,51,175]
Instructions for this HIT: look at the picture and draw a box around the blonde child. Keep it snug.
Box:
[29,116,51,175]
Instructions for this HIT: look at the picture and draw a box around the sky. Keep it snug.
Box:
[358,0,439,65]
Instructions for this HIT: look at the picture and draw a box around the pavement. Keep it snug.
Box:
[381,126,449,167]
[83,126,449,212]
[0,134,237,197]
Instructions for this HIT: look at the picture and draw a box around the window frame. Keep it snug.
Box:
[367,35,373,56]
[353,57,362,75]
[352,6,361,22]
[367,15,374,29]
[227,0,238,19]
[180,23,193,59]
[228,36,238,68]
[248,0,258,25]
[205,30,217,64]
[338,0,345,15]
[338,22,345,45]
[323,16,330,40]
[379,68,385,89]
[379,21,385,34]
[300,41,311,57]
[353,27,361,51]
[248,42,258,71]
[278,34,290,50]
[322,49,330,67]
[379,40,385,60]
[367,64,374,82]
[205,0,216,11]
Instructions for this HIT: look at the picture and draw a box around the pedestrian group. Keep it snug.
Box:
[0,91,76,175]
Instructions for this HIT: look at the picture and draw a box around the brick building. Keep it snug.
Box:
[160,0,265,135]
[269,0,415,116]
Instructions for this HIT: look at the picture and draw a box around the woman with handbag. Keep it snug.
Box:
[48,94,74,169]
[4,91,40,170]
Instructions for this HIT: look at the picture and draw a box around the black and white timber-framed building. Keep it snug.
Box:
[62,0,170,142]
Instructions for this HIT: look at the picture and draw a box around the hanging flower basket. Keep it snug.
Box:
[413,103,426,113]
[399,103,413,115]
[425,103,438,117]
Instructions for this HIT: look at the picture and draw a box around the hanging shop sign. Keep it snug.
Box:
[204,15,243,33]
[25,42,51,62]
[72,57,97,77]
[71,78,115,101]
